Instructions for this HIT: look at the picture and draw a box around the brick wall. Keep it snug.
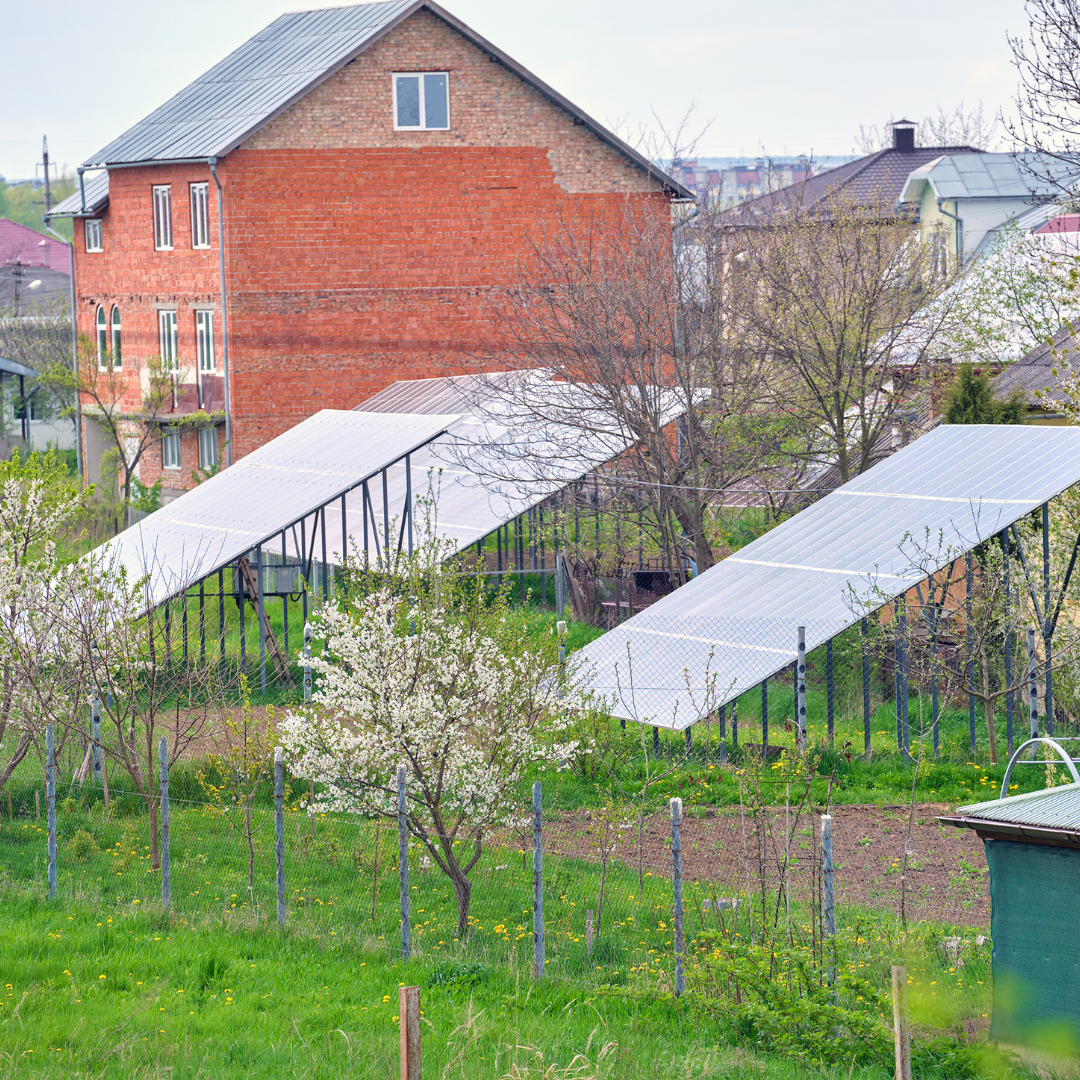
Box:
[245,8,658,196]
[70,5,673,480]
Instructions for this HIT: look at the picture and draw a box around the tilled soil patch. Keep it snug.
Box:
[542,803,990,927]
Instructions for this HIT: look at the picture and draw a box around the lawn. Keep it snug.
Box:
[0,891,1017,1080]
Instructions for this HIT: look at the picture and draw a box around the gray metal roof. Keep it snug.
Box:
[955,783,1080,832]
[69,1,690,199]
[93,409,455,609]
[48,171,110,219]
[900,152,1080,203]
[577,424,1080,729]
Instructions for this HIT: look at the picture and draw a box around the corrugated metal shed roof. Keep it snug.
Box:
[48,171,110,219]
[577,424,1080,729]
[93,409,456,609]
[955,783,1080,831]
[70,1,690,199]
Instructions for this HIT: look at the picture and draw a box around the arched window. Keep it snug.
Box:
[110,306,122,368]
[96,306,107,368]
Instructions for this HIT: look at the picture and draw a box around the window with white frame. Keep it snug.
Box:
[190,183,210,249]
[195,310,215,372]
[158,309,178,371]
[162,430,181,470]
[393,73,449,130]
[110,306,122,369]
[198,426,218,470]
[153,185,173,249]
[85,219,103,252]
[96,306,107,368]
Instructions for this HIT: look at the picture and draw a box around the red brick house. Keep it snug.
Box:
[48,0,689,497]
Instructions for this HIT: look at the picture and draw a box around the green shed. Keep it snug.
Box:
[941,778,1080,1047]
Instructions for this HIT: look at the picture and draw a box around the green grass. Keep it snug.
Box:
[0,889,1016,1080]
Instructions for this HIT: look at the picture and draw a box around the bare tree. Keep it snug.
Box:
[66,554,227,869]
[1009,0,1080,189]
[855,102,1001,156]
[462,198,786,581]
[42,337,179,531]
[728,183,959,484]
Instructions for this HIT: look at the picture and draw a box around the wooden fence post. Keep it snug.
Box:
[275,747,285,925]
[399,766,410,961]
[671,796,684,997]
[399,984,421,1080]
[159,738,170,911]
[533,780,544,979]
[46,724,55,901]
[892,965,911,1080]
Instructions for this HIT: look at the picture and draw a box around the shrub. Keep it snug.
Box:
[66,829,99,860]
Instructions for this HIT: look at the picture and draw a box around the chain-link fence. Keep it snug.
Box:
[0,736,989,998]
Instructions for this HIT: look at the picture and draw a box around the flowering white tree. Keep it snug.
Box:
[943,219,1080,363]
[281,546,575,934]
[0,450,91,792]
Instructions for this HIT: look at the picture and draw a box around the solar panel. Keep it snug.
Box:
[352,374,691,555]
[94,410,456,608]
[576,425,1080,730]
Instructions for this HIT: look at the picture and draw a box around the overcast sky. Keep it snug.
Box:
[4,0,1025,181]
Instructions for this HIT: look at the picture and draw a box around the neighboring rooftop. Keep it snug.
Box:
[0,219,70,272]
[899,151,1080,204]
[0,264,70,311]
[990,325,1080,416]
[54,0,688,202]
[734,121,980,218]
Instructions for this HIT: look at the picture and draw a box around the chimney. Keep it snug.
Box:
[891,119,916,152]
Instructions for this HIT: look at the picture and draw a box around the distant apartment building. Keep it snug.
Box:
[671,158,819,205]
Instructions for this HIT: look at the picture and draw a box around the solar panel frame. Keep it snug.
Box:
[576,424,1080,730]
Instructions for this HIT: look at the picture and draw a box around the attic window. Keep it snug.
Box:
[393,73,449,130]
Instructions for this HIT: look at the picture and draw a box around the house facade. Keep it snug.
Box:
[49,1,688,498]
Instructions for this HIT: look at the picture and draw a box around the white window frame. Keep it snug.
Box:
[195,310,215,372]
[393,72,450,131]
[198,426,218,470]
[162,430,181,470]
[153,185,173,250]
[110,306,121,370]
[190,182,210,249]
[158,309,178,372]
[95,306,107,370]
[85,218,103,252]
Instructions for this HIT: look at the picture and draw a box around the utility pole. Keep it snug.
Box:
[42,137,52,215]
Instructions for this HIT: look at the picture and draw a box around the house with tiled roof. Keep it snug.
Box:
[733,120,981,222]
[48,0,689,498]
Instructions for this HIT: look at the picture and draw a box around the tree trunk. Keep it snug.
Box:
[246,806,256,895]
[450,865,472,936]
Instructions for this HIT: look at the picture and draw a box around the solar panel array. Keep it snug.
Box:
[353,374,691,554]
[577,425,1080,730]
[94,410,455,608]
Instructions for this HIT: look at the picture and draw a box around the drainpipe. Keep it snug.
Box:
[936,197,963,263]
[77,167,86,214]
[45,222,83,485]
[209,158,232,466]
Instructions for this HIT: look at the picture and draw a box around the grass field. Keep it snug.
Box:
[0,887,1018,1080]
